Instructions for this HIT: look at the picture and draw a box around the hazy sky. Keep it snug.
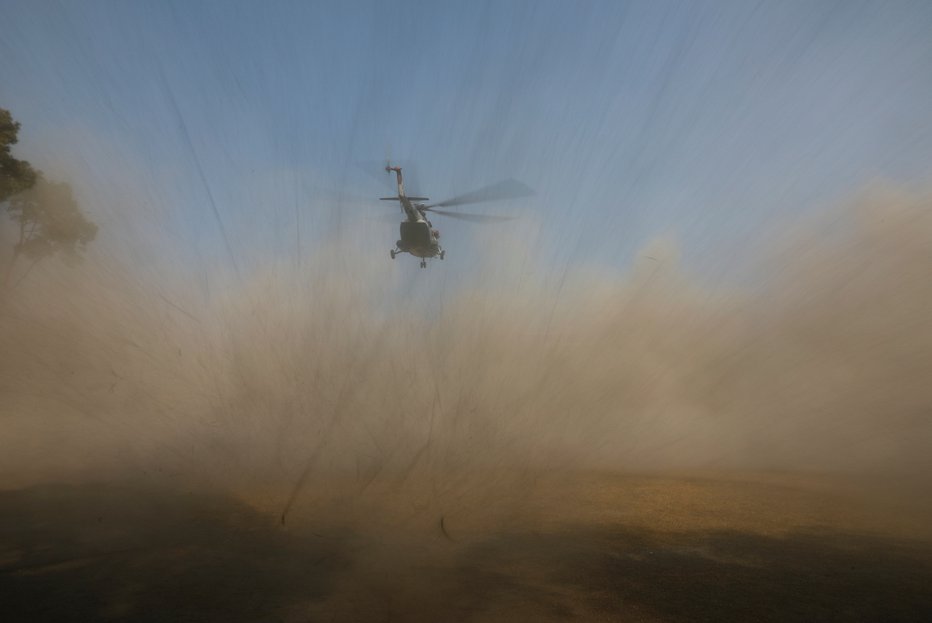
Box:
[2,0,931,281]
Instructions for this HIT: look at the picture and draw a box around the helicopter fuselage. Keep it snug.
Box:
[387,166,444,266]
[397,213,440,258]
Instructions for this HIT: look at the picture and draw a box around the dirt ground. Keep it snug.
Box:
[2,471,931,622]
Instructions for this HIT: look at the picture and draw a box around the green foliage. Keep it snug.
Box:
[1,108,38,203]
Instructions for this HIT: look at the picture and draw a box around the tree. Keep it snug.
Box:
[1,108,97,290]
[1,108,38,202]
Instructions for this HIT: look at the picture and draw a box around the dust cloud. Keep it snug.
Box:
[2,182,930,493]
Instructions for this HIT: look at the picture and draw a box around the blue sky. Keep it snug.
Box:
[2,0,931,285]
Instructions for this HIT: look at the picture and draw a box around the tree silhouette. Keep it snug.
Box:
[1,108,37,202]
[1,108,97,290]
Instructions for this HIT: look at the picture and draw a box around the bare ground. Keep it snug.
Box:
[2,472,931,622]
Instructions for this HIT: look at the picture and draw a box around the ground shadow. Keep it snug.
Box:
[0,483,348,622]
[447,525,932,622]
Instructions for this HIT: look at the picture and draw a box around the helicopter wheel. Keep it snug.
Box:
[440,250,445,260]
[420,260,427,268]
[390,249,396,259]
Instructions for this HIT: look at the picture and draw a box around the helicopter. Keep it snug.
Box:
[380,163,534,268]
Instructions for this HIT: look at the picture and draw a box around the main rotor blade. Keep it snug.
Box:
[426,179,534,208]
[427,209,517,223]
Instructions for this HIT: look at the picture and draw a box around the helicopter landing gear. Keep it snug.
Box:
[439,250,445,260]
[390,249,396,259]
[420,260,427,268]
